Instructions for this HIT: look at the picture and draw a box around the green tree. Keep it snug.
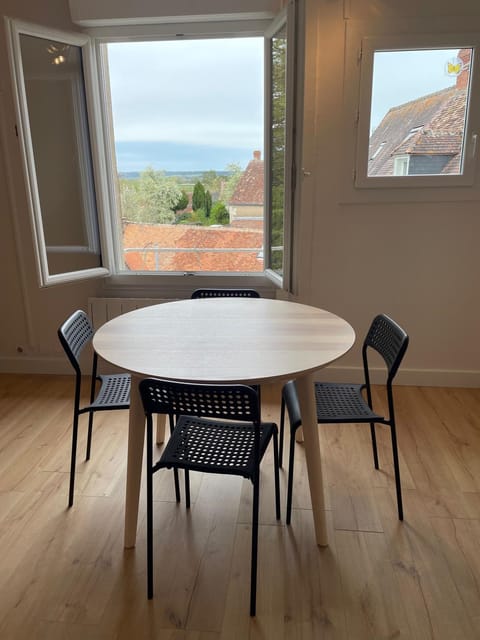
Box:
[211,201,230,225]
[119,167,181,224]
[269,34,287,273]
[172,189,189,213]
[192,181,206,211]
[222,163,243,203]
[201,170,222,194]
[204,190,212,218]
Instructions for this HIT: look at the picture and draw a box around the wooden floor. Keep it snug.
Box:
[0,374,480,639]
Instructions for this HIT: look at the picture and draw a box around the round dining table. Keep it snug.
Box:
[93,297,355,548]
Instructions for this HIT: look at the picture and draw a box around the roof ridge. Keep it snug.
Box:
[387,85,456,114]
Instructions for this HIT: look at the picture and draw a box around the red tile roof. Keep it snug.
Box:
[368,87,461,175]
[229,152,264,205]
[123,223,264,272]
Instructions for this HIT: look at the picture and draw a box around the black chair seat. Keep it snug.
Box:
[155,415,277,477]
[315,382,384,423]
[86,373,131,412]
[282,380,384,430]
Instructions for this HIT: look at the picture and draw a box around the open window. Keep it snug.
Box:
[355,35,480,189]
[6,5,298,290]
[264,2,296,288]
[6,20,110,286]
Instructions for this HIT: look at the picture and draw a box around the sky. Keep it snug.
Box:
[107,42,465,171]
[370,48,461,132]
[107,38,264,172]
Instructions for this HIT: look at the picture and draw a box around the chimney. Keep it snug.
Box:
[253,150,261,161]
[456,48,471,90]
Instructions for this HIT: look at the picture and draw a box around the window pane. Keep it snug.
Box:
[268,25,287,275]
[368,48,471,177]
[20,34,101,275]
[106,38,264,273]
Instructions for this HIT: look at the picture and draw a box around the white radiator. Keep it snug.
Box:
[88,297,173,329]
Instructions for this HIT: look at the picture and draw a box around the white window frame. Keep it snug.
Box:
[264,1,297,291]
[6,11,298,293]
[5,18,114,287]
[355,34,480,189]
[393,154,410,176]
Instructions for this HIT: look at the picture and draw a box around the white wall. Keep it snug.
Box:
[68,0,282,25]
[295,0,480,386]
[0,0,479,385]
[0,0,104,373]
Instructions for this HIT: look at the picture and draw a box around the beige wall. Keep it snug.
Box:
[294,0,480,386]
[0,0,103,371]
[229,205,264,221]
[0,0,479,385]
[68,0,282,25]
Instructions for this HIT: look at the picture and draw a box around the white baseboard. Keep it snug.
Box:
[0,356,71,375]
[315,365,480,388]
[0,357,479,388]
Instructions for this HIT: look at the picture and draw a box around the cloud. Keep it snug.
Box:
[370,48,458,131]
[107,38,264,147]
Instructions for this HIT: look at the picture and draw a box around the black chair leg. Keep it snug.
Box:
[286,429,297,525]
[279,396,285,468]
[146,417,154,599]
[86,412,94,461]
[390,422,404,520]
[68,414,79,508]
[255,385,262,417]
[369,422,379,469]
[168,414,181,502]
[250,474,260,616]
[185,469,191,508]
[273,431,281,520]
[173,469,181,502]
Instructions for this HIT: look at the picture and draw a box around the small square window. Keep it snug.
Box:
[355,37,480,189]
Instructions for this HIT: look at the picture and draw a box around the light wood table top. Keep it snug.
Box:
[93,298,355,384]
[93,298,355,548]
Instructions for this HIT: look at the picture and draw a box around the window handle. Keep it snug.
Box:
[302,168,311,177]
[471,133,478,159]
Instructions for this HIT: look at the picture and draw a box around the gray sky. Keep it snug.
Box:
[107,38,264,149]
[370,48,461,131]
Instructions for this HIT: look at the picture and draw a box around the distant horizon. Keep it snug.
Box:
[115,140,264,174]
[119,169,232,179]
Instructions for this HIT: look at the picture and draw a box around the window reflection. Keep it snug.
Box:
[20,34,101,276]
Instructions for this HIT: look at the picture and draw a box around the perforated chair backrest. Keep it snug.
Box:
[58,310,94,375]
[139,379,261,423]
[191,288,260,299]
[363,314,409,383]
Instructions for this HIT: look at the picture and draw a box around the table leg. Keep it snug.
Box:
[295,371,328,546]
[155,414,166,444]
[124,375,146,548]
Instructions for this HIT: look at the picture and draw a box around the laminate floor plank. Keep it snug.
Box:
[0,375,479,639]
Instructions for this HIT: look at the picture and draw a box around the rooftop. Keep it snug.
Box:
[123,223,263,272]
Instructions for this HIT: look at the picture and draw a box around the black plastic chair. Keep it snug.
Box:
[279,313,409,524]
[139,378,281,617]
[191,288,260,299]
[58,310,131,507]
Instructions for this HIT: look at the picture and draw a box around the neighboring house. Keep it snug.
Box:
[228,150,264,229]
[368,48,470,176]
[123,223,263,272]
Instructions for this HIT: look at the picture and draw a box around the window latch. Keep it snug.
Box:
[471,133,478,159]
